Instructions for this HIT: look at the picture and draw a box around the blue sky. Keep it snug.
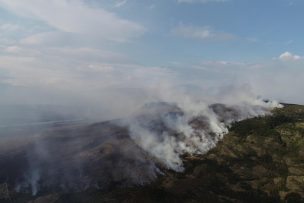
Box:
[0,0,303,108]
[98,0,304,65]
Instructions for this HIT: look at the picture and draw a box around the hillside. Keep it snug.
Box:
[55,104,304,203]
[2,104,304,203]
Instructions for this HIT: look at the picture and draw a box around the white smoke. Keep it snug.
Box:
[125,89,282,172]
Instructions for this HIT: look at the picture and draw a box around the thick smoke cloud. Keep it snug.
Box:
[125,91,281,172]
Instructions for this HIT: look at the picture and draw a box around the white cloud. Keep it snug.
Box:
[0,23,25,44]
[114,0,128,7]
[279,51,302,61]
[4,46,22,53]
[172,24,234,41]
[177,0,228,4]
[0,0,144,42]
[0,1,153,119]
[0,23,22,32]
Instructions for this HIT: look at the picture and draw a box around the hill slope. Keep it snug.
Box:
[59,104,304,203]
[2,104,304,203]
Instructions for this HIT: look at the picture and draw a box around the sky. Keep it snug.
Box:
[0,0,303,116]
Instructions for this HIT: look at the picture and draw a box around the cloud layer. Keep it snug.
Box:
[172,24,234,41]
[0,0,144,42]
[177,0,228,4]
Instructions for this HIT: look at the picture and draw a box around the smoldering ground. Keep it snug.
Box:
[0,87,282,196]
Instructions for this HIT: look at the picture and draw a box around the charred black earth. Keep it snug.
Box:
[1,104,304,203]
